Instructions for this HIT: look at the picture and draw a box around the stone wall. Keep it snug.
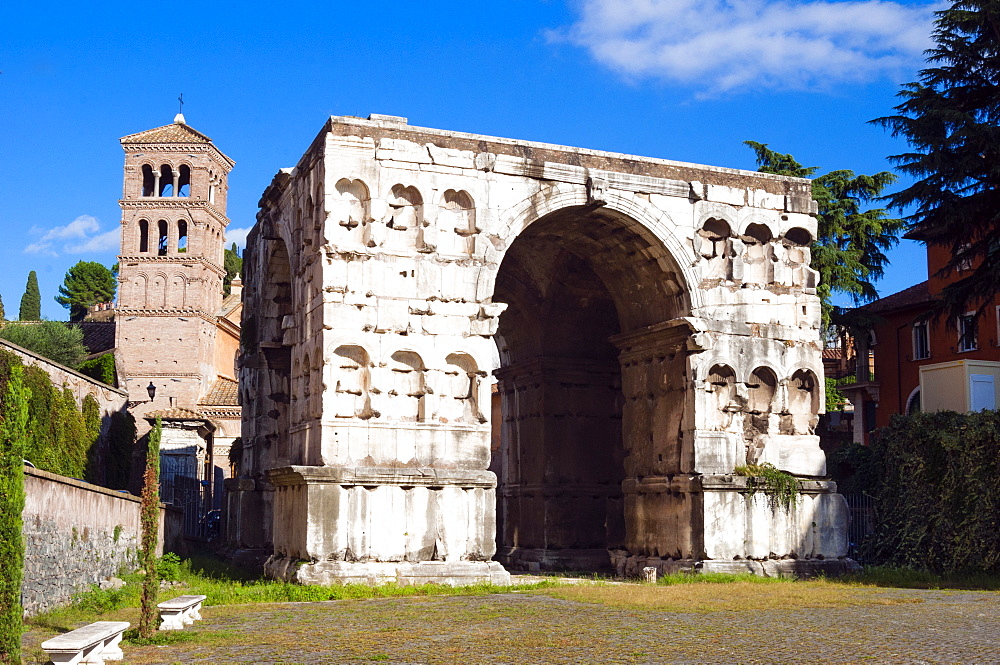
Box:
[22,466,182,616]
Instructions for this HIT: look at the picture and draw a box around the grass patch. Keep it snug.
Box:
[840,565,1000,591]
[25,554,559,634]
[547,578,923,613]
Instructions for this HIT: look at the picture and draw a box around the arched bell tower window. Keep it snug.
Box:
[178,220,188,253]
[159,165,173,197]
[157,220,168,256]
[141,165,155,197]
[178,165,191,197]
[138,219,149,253]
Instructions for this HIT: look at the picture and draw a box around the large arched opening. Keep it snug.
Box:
[491,204,691,572]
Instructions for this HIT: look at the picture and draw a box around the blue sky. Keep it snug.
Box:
[1,0,941,320]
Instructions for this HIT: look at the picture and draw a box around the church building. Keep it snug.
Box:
[114,114,242,508]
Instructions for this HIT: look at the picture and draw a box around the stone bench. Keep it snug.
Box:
[157,594,207,630]
[40,621,129,664]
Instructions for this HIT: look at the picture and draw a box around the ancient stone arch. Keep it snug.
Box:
[234,115,850,584]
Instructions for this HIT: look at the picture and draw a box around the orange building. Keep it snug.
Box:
[843,237,1000,444]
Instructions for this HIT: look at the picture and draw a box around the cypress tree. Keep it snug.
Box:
[0,363,30,664]
[0,293,5,321]
[138,418,162,638]
[872,0,1000,320]
[18,271,41,321]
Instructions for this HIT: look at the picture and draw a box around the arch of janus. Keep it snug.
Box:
[229,114,853,585]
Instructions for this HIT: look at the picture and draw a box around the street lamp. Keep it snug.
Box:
[147,382,157,401]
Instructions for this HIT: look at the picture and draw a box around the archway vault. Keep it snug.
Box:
[491,203,698,572]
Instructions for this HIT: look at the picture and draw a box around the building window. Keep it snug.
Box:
[958,313,978,352]
[912,321,929,360]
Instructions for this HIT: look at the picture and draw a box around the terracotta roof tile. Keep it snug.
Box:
[200,377,239,406]
[144,406,208,420]
[120,122,213,145]
[822,348,843,360]
[72,321,116,355]
[860,280,933,314]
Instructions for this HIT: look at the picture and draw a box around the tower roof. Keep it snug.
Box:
[120,121,214,145]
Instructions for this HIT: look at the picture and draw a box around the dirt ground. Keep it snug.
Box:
[24,586,1000,664]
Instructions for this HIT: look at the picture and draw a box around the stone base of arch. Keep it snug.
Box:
[262,465,511,586]
[612,476,854,578]
[265,558,511,587]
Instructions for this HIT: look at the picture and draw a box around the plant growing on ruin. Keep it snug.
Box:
[0,363,30,664]
[733,462,800,511]
[138,417,162,638]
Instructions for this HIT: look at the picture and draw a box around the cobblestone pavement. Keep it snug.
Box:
[28,588,1000,664]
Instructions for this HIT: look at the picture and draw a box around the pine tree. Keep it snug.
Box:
[744,141,905,325]
[55,261,117,322]
[18,271,40,321]
[872,0,1000,320]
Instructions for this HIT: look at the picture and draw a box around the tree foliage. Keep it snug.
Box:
[223,243,243,297]
[745,141,905,325]
[19,271,40,321]
[872,1,1000,321]
[0,362,29,664]
[79,352,117,386]
[56,261,117,322]
[0,321,87,369]
[0,293,5,321]
[138,418,162,638]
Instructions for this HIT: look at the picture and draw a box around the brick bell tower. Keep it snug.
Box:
[115,113,235,424]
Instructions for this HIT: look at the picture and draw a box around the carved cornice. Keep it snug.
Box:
[119,200,231,225]
[116,255,226,277]
[122,143,235,169]
[267,465,497,489]
[117,309,220,325]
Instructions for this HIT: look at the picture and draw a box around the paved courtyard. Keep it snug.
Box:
[27,586,1000,664]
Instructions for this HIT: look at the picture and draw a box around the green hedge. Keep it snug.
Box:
[78,352,117,386]
[0,349,132,484]
[863,410,1000,573]
[0,362,29,663]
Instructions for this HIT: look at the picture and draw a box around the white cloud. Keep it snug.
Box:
[65,229,120,254]
[555,0,942,95]
[24,215,118,256]
[224,226,252,251]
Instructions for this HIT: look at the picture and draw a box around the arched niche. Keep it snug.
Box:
[746,366,777,414]
[335,178,371,242]
[741,223,774,286]
[784,369,819,435]
[442,352,485,424]
[387,350,427,422]
[332,345,375,419]
[706,363,738,429]
[439,189,477,255]
[695,218,734,281]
